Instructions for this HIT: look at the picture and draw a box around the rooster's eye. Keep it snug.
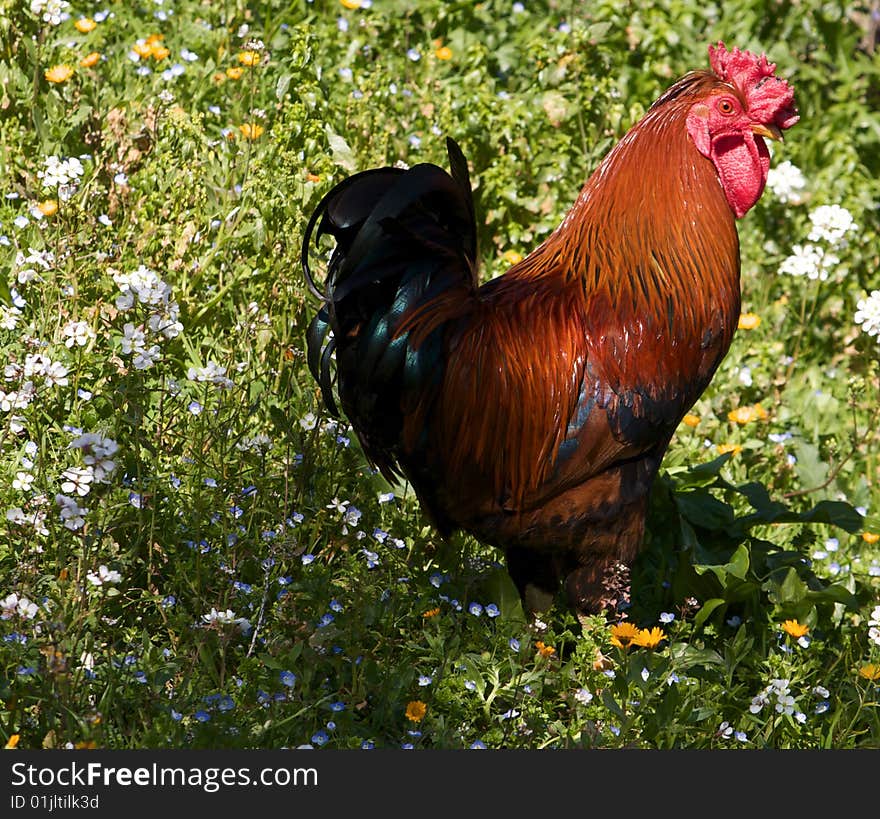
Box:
[718,99,735,115]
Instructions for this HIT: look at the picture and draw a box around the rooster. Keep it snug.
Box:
[302,43,798,617]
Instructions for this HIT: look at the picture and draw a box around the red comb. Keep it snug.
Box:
[708,42,799,130]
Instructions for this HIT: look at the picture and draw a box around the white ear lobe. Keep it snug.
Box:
[686,106,712,158]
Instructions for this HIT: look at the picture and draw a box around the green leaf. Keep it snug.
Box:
[693,597,726,629]
[325,126,358,173]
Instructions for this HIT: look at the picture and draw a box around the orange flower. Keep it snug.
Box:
[237,51,261,66]
[609,621,640,650]
[435,45,453,60]
[682,413,700,428]
[74,740,97,749]
[858,663,880,681]
[80,52,100,68]
[5,734,20,749]
[862,532,879,545]
[37,200,58,216]
[738,312,761,330]
[45,65,74,84]
[306,172,321,183]
[226,66,244,80]
[727,404,768,424]
[150,45,170,61]
[717,443,743,456]
[405,700,427,722]
[239,123,265,140]
[132,41,154,59]
[633,626,667,649]
[75,18,97,33]
[781,619,809,639]
[422,607,440,618]
[535,640,555,658]
[340,0,363,8]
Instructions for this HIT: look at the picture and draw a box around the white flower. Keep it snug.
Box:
[299,412,317,431]
[37,155,84,196]
[202,607,250,633]
[765,160,806,204]
[12,471,34,491]
[60,465,94,497]
[187,361,234,388]
[55,493,87,530]
[778,243,839,281]
[133,345,161,370]
[43,359,69,387]
[1,592,39,620]
[61,320,96,348]
[574,687,593,704]
[69,433,118,482]
[0,305,21,330]
[121,323,146,354]
[86,565,122,586]
[31,0,70,26]
[854,290,880,339]
[807,204,856,246]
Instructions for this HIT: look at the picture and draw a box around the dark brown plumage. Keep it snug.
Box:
[303,43,798,616]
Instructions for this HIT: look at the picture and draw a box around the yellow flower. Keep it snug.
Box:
[75,740,97,749]
[633,626,667,649]
[75,17,97,33]
[45,64,74,84]
[738,312,761,330]
[435,45,453,60]
[862,532,879,545]
[717,443,743,456]
[682,413,700,428]
[132,41,154,59]
[5,734,20,749]
[609,621,640,650]
[422,607,440,618]
[405,700,427,722]
[535,640,555,658]
[340,0,363,8]
[502,249,523,266]
[781,619,809,639]
[150,45,170,61]
[38,200,58,216]
[727,404,768,424]
[858,663,880,681]
[237,51,261,66]
[226,66,244,80]
[239,123,265,140]
[80,52,100,68]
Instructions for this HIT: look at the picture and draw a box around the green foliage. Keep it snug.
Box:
[0,0,878,751]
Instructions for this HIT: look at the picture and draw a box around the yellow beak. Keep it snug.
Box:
[751,122,784,142]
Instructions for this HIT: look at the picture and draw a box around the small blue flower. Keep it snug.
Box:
[469,740,487,749]
[406,48,421,61]
[280,670,297,688]
[329,599,344,613]
[464,680,476,691]
[361,740,375,750]
[509,637,520,651]
[418,675,432,687]
[485,603,500,618]
[218,696,235,712]
[311,730,329,746]
[317,613,335,628]
[326,721,336,731]
[329,701,346,712]
[401,742,414,749]
[301,553,316,565]
[362,549,380,569]
[429,572,446,588]
[194,710,211,722]
[133,670,148,684]
[171,709,182,721]
[468,602,483,617]
[161,595,176,608]
[659,611,675,624]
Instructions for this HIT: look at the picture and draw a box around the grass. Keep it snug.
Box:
[1,0,879,750]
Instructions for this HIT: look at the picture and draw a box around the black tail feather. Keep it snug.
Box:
[301,138,478,475]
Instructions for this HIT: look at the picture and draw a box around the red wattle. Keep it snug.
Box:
[709,133,770,218]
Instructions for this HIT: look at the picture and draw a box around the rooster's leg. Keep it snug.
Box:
[504,546,563,615]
